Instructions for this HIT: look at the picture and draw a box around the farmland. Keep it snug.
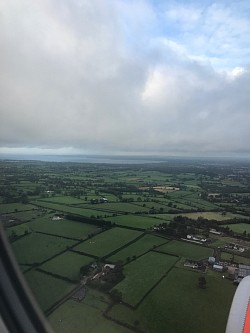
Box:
[108,268,236,333]
[157,240,213,260]
[1,158,250,333]
[40,252,93,281]
[11,233,78,264]
[114,252,178,306]
[107,234,168,263]
[27,215,100,239]
[73,227,143,257]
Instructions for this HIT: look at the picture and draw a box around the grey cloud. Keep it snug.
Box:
[0,0,250,156]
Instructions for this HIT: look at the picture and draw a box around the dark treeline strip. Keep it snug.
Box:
[34,230,79,241]
[65,214,113,229]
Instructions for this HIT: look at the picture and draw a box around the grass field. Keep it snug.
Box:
[84,202,149,213]
[5,223,31,237]
[11,233,78,264]
[40,252,93,280]
[177,211,248,221]
[108,268,236,333]
[220,252,250,265]
[73,228,142,257]
[225,223,250,234]
[27,216,100,239]
[6,210,42,221]
[48,292,131,333]
[209,235,239,247]
[107,234,168,263]
[24,270,76,312]
[0,203,37,214]
[157,240,213,260]
[114,252,178,306]
[32,201,113,218]
[107,214,162,229]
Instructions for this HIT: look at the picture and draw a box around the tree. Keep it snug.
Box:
[198,276,206,289]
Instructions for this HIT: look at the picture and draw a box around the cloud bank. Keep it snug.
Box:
[1,0,250,156]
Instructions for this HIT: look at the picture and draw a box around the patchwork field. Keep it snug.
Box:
[177,211,248,221]
[32,201,113,218]
[107,214,163,229]
[108,268,236,333]
[114,251,178,306]
[157,240,213,260]
[73,228,142,257]
[11,233,78,264]
[0,203,37,214]
[2,159,248,333]
[225,223,250,234]
[6,210,42,221]
[84,202,149,213]
[27,216,100,239]
[6,223,31,237]
[25,270,76,312]
[49,292,131,333]
[40,252,93,280]
[107,234,168,263]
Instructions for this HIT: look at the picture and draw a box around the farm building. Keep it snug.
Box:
[209,229,221,235]
[187,235,206,243]
[213,264,224,272]
[237,264,250,279]
[227,266,237,279]
[104,264,115,270]
[208,257,216,264]
[100,197,108,203]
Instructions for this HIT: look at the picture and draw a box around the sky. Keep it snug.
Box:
[1,0,250,157]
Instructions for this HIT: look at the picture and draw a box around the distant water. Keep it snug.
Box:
[1,153,250,165]
[0,154,166,164]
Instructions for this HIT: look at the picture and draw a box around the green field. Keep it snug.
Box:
[27,216,100,239]
[114,252,178,306]
[177,211,248,221]
[157,240,213,260]
[11,233,78,264]
[32,201,113,218]
[73,228,142,257]
[107,214,163,229]
[25,270,76,312]
[49,292,131,333]
[107,234,168,263]
[6,210,43,221]
[84,202,149,213]
[0,203,37,214]
[220,252,250,265]
[40,252,93,280]
[109,268,236,333]
[5,223,31,237]
[225,223,250,234]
